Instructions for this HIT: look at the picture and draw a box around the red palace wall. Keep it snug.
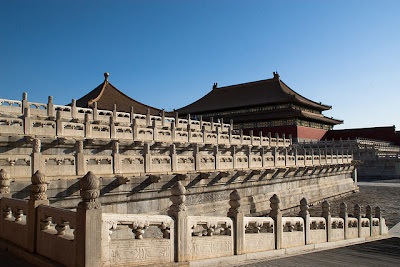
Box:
[243,125,327,141]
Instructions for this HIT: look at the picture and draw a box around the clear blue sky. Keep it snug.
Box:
[1,0,399,130]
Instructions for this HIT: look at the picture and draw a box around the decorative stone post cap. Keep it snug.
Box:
[32,170,46,184]
[80,171,100,191]
[300,197,308,206]
[270,194,280,204]
[0,169,10,180]
[171,180,185,196]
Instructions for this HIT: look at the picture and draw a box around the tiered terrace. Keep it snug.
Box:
[0,94,357,216]
[0,170,389,267]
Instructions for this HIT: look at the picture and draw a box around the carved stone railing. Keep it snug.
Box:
[0,175,391,267]
[243,217,274,253]
[0,198,29,249]
[36,205,76,266]
[188,216,233,261]
[101,213,174,266]
[0,95,292,148]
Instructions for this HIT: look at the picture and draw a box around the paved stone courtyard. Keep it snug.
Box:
[298,179,400,228]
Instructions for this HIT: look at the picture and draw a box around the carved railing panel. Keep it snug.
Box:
[102,213,174,266]
[347,217,359,239]
[36,205,76,267]
[330,217,345,241]
[188,216,233,261]
[120,156,144,173]
[281,217,304,249]
[309,217,327,244]
[360,218,370,238]
[0,155,31,178]
[86,156,113,175]
[244,217,274,253]
[0,198,29,250]
[43,156,76,177]
[0,118,24,135]
[0,99,23,115]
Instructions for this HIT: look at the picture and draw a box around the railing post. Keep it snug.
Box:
[76,140,86,175]
[0,169,11,198]
[47,96,55,118]
[366,205,372,237]
[112,141,120,174]
[171,143,177,172]
[299,198,310,245]
[214,145,220,170]
[269,194,282,250]
[339,202,348,239]
[110,117,116,139]
[228,189,244,255]
[56,110,63,136]
[32,138,42,174]
[23,106,31,135]
[22,92,28,113]
[354,204,362,238]
[168,181,189,262]
[375,207,384,235]
[193,144,200,171]
[75,172,102,267]
[144,142,151,173]
[322,200,332,242]
[84,113,92,138]
[27,171,49,253]
[71,99,77,121]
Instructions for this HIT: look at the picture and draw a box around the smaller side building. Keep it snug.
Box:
[176,72,342,142]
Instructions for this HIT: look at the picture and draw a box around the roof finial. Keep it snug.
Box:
[213,82,218,90]
[104,72,109,82]
[273,71,279,80]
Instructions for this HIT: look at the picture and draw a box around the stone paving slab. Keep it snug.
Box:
[233,237,400,267]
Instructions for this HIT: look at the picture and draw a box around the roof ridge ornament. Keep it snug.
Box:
[212,82,218,90]
[104,72,109,82]
[273,71,280,80]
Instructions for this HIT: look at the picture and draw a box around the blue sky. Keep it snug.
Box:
[1,0,399,129]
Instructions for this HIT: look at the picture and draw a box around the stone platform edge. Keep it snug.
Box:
[189,236,391,267]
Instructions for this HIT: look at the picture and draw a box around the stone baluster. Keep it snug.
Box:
[76,140,86,175]
[146,108,151,127]
[161,110,165,127]
[282,133,286,147]
[269,194,282,249]
[171,143,177,172]
[273,147,278,167]
[231,146,237,169]
[56,110,63,136]
[84,113,91,138]
[375,207,384,235]
[354,204,362,238]
[171,122,176,142]
[230,119,234,135]
[249,130,254,146]
[321,200,332,242]
[174,111,179,127]
[32,138,42,174]
[339,202,348,239]
[311,149,314,165]
[112,104,117,121]
[93,102,99,122]
[239,129,243,145]
[110,116,116,139]
[47,96,55,118]
[227,189,244,255]
[193,144,200,171]
[261,146,265,168]
[144,142,151,173]
[23,103,31,135]
[214,145,220,170]
[0,169,11,198]
[71,99,77,121]
[366,205,372,236]
[27,171,49,253]
[210,117,214,132]
[129,106,135,124]
[168,181,189,262]
[201,125,206,143]
[299,198,310,245]
[288,134,293,145]
[247,145,252,169]
[112,141,120,174]
[294,148,298,166]
[284,148,287,167]
[22,92,28,114]
[75,171,101,267]
[187,121,192,143]
[267,132,271,146]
